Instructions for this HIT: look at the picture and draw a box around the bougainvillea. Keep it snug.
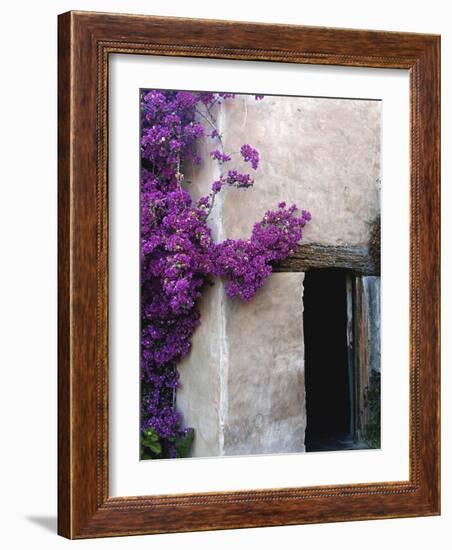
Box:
[140,90,311,459]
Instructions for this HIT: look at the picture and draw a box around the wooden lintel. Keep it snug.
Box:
[273,244,379,275]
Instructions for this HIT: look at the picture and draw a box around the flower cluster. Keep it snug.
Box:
[210,149,231,163]
[240,144,260,170]
[140,90,311,459]
[213,203,311,301]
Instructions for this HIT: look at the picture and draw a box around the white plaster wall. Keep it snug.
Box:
[176,282,223,456]
[223,273,306,455]
[177,94,381,457]
[222,95,381,245]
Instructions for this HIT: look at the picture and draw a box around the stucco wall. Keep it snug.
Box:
[223,273,306,456]
[222,95,381,245]
[177,94,381,458]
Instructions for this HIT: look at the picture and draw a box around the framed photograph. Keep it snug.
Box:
[58,11,440,538]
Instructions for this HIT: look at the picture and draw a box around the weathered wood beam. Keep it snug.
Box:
[273,244,379,275]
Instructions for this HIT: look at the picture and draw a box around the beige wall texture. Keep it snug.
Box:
[177,94,381,457]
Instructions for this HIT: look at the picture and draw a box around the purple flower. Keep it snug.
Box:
[175,91,197,109]
[211,180,223,193]
[210,149,231,163]
[218,92,236,100]
[226,170,254,188]
[240,144,260,170]
[197,195,210,208]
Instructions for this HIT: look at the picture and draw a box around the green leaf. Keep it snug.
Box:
[175,429,194,458]
[141,432,163,457]
[141,437,162,454]
[147,440,162,454]
[143,427,158,440]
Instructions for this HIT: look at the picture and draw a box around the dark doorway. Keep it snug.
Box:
[303,269,353,452]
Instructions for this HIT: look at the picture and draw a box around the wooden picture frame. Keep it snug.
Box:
[58,10,440,539]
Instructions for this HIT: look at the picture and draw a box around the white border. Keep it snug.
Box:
[109,55,410,497]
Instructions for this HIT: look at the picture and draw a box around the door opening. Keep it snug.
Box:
[303,269,355,452]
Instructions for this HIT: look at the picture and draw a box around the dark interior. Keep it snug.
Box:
[303,269,352,452]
